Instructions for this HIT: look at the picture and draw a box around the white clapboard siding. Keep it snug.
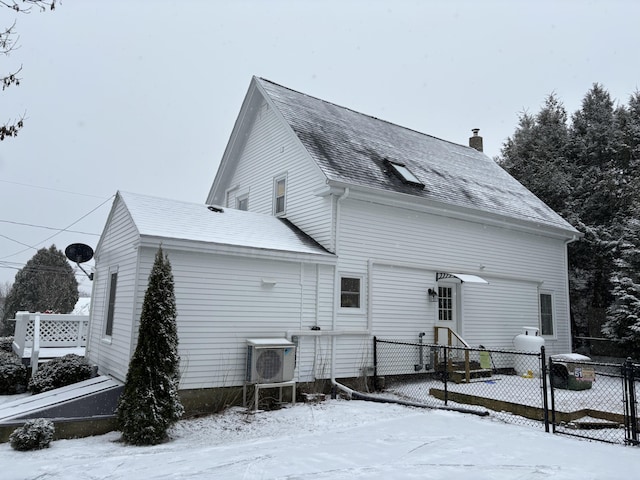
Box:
[371,264,435,340]
[334,198,572,359]
[86,198,141,382]
[221,98,334,250]
[129,248,322,389]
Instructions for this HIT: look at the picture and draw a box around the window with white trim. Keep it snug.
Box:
[540,292,554,336]
[274,176,286,215]
[105,269,118,337]
[236,194,248,211]
[340,277,361,309]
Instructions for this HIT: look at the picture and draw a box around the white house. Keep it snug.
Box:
[86,77,581,398]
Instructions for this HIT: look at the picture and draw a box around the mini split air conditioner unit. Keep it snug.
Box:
[246,338,296,384]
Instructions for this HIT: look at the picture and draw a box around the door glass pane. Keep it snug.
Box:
[438,286,453,321]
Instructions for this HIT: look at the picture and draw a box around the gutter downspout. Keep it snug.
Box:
[331,188,355,397]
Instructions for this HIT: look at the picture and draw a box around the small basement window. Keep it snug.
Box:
[385,160,424,187]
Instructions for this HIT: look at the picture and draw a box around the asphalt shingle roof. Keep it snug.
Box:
[258,78,576,233]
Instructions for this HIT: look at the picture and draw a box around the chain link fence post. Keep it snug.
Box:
[540,346,549,433]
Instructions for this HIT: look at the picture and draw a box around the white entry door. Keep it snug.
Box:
[435,282,462,343]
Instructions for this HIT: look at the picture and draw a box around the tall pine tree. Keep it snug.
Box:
[602,92,640,355]
[500,94,572,216]
[117,246,183,445]
[500,84,640,352]
[1,245,78,335]
[603,214,640,357]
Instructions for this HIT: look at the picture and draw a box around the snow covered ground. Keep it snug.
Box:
[1,398,638,480]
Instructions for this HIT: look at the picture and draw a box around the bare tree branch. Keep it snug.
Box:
[0,1,56,13]
[1,0,56,140]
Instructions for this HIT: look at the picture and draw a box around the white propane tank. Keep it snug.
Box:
[513,326,545,377]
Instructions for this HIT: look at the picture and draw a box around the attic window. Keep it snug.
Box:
[385,160,424,188]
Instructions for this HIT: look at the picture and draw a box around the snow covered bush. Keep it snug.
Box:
[28,354,93,394]
[0,350,27,394]
[9,418,55,451]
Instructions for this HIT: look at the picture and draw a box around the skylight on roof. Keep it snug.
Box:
[386,160,424,187]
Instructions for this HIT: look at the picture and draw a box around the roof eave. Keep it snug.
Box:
[324,180,582,240]
[136,235,337,265]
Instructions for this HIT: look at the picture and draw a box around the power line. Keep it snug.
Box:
[0,195,114,261]
[0,219,100,236]
[0,233,35,250]
[0,260,94,280]
[0,179,109,200]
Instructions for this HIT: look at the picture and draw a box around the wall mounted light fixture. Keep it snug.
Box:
[427,288,438,302]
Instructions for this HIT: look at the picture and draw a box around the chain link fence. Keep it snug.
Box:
[549,357,638,445]
[373,337,639,446]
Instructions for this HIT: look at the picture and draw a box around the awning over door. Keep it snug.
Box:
[436,272,489,284]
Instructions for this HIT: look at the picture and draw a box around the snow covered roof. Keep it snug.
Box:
[256,78,578,234]
[117,191,334,259]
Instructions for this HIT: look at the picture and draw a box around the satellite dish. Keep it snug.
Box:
[65,243,94,263]
[65,243,95,281]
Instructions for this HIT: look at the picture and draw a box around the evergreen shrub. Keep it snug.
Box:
[0,350,27,394]
[9,418,55,451]
[0,336,14,352]
[28,354,93,394]
[117,246,183,445]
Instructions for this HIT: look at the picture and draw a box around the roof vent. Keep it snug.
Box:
[469,128,483,152]
[207,205,224,213]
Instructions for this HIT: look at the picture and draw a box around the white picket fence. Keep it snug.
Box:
[11,311,89,375]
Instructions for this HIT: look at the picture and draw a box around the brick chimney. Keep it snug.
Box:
[469,128,483,152]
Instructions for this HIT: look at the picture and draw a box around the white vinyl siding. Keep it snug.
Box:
[335,198,572,357]
[86,198,141,382]
[139,250,332,389]
[209,97,334,249]
[371,264,433,340]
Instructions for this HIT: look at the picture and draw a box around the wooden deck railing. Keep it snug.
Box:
[11,311,89,374]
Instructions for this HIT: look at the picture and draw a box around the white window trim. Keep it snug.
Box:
[236,193,249,211]
[224,185,239,208]
[273,174,287,216]
[339,274,364,313]
[539,290,556,339]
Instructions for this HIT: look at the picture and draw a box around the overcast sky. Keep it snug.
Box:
[1,0,640,292]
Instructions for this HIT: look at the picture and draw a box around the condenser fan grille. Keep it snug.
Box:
[256,349,282,381]
[246,339,296,383]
